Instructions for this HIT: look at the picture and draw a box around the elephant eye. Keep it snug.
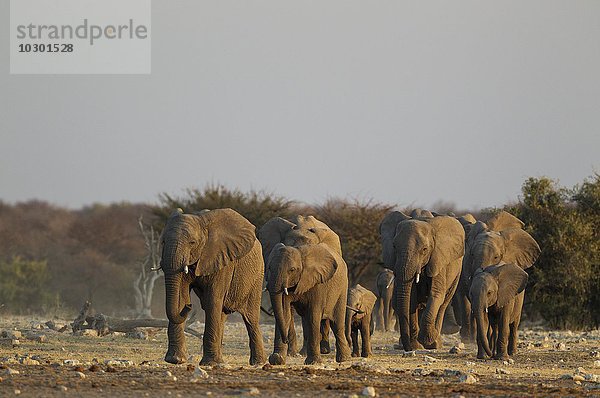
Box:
[189,240,197,245]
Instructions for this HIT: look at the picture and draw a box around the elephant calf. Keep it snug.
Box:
[374,269,396,332]
[346,284,377,357]
[469,264,528,360]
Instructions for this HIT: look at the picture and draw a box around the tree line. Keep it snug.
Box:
[0,174,598,329]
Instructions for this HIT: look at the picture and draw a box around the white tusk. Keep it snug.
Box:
[284,288,289,295]
[416,273,420,284]
[150,266,161,271]
[263,287,268,292]
[485,307,488,313]
[386,276,395,289]
[184,265,189,274]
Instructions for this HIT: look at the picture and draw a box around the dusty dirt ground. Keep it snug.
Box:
[1,316,599,397]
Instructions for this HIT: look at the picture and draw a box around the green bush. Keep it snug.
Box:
[508,175,600,329]
[0,256,56,314]
[153,184,294,229]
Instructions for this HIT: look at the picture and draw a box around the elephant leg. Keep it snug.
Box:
[320,319,331,354]
[489,322,497,356]
[384,295,393,332]
[268,317,288,365]
[304,312,322,365]
[459,292,474,343]
[360,316,372,357]
[375,298,383,332]
[199,297,225,366]
[494,310,510,360]
[241,311,266,366]
[299,315,309,356]
[288,315,299,356]
[330,308,351,363]
[165,321,188,364]
[351,326,360,357]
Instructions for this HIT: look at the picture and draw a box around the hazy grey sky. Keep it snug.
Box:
[1,1,599,210]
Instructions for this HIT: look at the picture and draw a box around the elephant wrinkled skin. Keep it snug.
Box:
[346,284,377,357]
[160,208,266,366]
[380,211,465,351]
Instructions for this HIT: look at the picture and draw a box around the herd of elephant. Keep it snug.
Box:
[157,207,540,367]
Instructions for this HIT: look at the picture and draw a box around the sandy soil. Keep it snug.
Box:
[1,317,599,397]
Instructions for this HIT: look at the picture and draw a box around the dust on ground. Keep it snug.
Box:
[1,317,599,397]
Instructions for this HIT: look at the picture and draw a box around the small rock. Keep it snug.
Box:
[246,387,260,395]
[14,389,21,395]
[424,355,438,363]
[262,363,273,371]
[459,374,478,384]
[2,368,19,375]
[20,358,40,366]
[75,371,86,379]
[573,375,585,382]
[403,351,416,357]
[276,371,285,377]
[104,359,133,367]
[590,351,600,358]
[1,331,22,339]
[362,386,376,397]
[89,364,101,372]
[57,386,68,392]
[164,371,173,377]
[533,372,541,377]
[64,359,80,366]
[449,346,461,354]
[106,366,117,373]
[496,368,510,375]
[75,329,98,337]
[593,360,600,368]
[457,342,465,349]
[555,343,566,351]
[191,366,209,381]
[443,369,461,377]
[127,330,148,340]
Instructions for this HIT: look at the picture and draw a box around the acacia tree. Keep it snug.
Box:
[133,216,162,318]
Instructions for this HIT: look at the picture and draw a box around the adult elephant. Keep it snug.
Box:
[266,243,350,365]
[380,211,465,350]
[457,211,540,342]
[374,269,396,332]
[160,208,265,366]
[258,215,341,355]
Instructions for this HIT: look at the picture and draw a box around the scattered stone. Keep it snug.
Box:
[75,371,86,379]
[412,368,431,376]
[0,338,20,346]
[423,355,438,363]
[1,330,22,339]
[191,366,209,381]
[246,387,260,395]
[64,360,80,366]
[276,371,285,377]
[20,357,40,366]
[443,369,462,377]
[262,363,273,371]
[104,359,134,367]
[106,366,117,373]
[465,361,475,366]
[459,374,478,384]
[350,362,390,375]
[449,346,461,354]
[403,351,416,357]
[75,329,98,337]
[457,342,465,349]
[361,386,376,397]
[186,364,195,372]
[590,351,600,358]
[573,375,585,382]
[2,368,19,375]
[127,330,148,340]
[496,368,510,375]
[593,360,600,368]
[57,386,68,392]
[533,372,541,377]
[89,364,101,372]
[555,342,566,351]
[14,389,21,395]
[164,371,173,377]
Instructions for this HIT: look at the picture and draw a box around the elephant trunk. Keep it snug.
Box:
[396,280,413,350]
[163,243,191,324]
[345,309,353,347]
[474,300,493,357]
[271,292,289,344]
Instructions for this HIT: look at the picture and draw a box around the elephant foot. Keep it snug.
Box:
[249,354,267,366]
[164,348,188,364]
[320,341,331,354]
[476,352,488,360]
[418,332,441,350]
[305,356,322,365]
[351,351,360,358]
[361,351,372,358]
[200,356,223,367]
[493,353,509,361]
[268,353,286,365]
[299,346,307,356]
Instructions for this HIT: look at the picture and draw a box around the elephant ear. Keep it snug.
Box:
[194,209,257,276]
[258,217,296,262]
[500,228,541,269]
[486,211,524,232]
[466,221,488,250]
[426,216,465,278]
[488,264,528,308]
[295,244,339,295]
[410,208,433,218]
[379,211,410,267]
[310,227,343,256]
[359,286,377,312]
